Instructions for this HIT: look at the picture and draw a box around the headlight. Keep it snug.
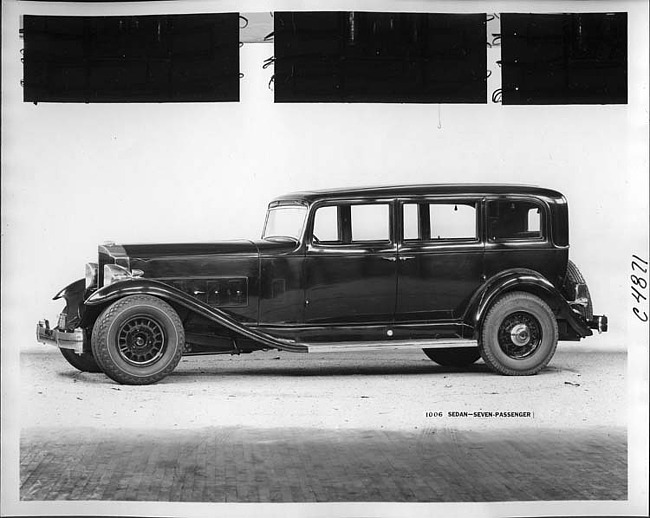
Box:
[102,264,144,287]
[103,264,133,286]
[85,263,98,289]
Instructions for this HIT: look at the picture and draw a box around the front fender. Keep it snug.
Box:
[53,278,85,301]
[84,279,307,352]
[464,269,592,338]
[53,279,86,330]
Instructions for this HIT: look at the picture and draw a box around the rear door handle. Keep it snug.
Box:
[399,256,415,261]
[380,256,397,262]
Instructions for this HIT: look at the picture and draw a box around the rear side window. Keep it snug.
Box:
[429,204,476,239]
[351,204,389,242]
[487,200,544,241]
[403,201,477,241]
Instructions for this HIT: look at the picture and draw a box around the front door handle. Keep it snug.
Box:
[380,256,397,262]
[399,256,415,261]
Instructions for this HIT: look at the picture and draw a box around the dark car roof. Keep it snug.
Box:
[271,184,565,204]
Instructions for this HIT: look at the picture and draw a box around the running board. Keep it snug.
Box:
[306,339,476,354]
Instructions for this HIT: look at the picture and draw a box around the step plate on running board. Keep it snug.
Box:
[306,339,477,354]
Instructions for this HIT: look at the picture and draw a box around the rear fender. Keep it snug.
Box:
[83,278,307,352]
[464,268,592,338]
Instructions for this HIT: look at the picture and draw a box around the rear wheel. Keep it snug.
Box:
[59,347,103,373]
[91,295,184,385]
[423,347,481,367]
[479,292,558,376]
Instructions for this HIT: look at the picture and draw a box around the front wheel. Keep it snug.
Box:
[479,292,558,376]
[423,347,481,367]
[91,295,184,385]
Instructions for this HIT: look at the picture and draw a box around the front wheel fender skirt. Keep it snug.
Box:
[84,279,307,353]
[464,269,592,338]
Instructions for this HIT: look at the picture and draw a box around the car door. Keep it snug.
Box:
[483,196,567,283]
[395,197,484,321]
[304,200,397,325]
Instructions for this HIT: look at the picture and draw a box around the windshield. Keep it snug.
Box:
[262,205,308,241]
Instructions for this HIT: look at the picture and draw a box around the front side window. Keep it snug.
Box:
[263,205,308,241]
[312,202,390,244]
[312,205,340,242]
[403,201,477,241]
[487,200,544,241]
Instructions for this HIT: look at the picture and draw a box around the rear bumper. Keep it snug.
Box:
[587,315,608,334]
[36,320,84,353]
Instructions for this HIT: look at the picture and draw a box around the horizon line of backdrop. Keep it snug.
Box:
[2,0,648,354]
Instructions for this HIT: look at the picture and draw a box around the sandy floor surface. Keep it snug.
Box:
[20,344,626,432]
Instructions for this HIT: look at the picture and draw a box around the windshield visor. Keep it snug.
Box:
[263,205,308,241]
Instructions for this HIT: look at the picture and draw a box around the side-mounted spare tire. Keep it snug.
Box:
[423,347,481,367]
[91,295,184,385]
[479,291,558,376]
[563,260,594,321]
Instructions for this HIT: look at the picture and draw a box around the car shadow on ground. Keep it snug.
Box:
[172,361,493,378]
[54,356,575,385]
[170,355,574,378]
[56,363,493,384]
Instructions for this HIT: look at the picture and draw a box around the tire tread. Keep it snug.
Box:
[479,291,558,376]
[565,260,594,320]
[91,295,184,385]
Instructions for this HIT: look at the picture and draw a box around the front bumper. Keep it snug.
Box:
[36,319,84,353]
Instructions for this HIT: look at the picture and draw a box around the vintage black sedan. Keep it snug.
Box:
[37,184,608,384]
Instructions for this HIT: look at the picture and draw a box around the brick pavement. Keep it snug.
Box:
[20,426,626,502]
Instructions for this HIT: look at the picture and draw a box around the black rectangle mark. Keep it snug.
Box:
[22,14,240,103]
[501,13,627,105]
[274,11,487,103]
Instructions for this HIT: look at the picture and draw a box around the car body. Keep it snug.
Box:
[37,184,608,384]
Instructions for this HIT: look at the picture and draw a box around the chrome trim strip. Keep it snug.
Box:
[306,338,476,353]
[257,321,470,331]
[597,315,608,334]
[569,297,589,308]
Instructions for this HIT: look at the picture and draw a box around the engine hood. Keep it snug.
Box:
[97,240,260,287]
[101,239,298,261]
[97,239,300,321]
[98,239,298,290]
[121,240,259,258]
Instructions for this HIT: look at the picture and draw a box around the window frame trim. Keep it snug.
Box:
[398,196,482,245]
[306,198,396,249]
[484,195,550,244]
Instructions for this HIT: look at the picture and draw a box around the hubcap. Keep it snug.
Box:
[510,323,531,347]
[117,316,166,366]
[497,312,542,359]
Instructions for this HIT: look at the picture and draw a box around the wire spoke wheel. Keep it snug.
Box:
[91,295,184,385]
[497,311,542,359]
[117,316,166,366]
[479,291,558,376]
